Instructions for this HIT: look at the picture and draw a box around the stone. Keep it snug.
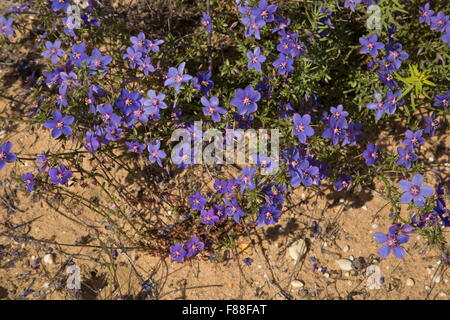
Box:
[366,265,382,290]
[343,245,350,253]
[432,274,441,283]
[291,280,304,288]
[336,259,353,271]
[288,239,307,261]
[43,254,55,265]
[406,278,415,287]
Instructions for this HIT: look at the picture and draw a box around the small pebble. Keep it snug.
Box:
[291,280,305,288]
[432,274,441,283]
[362,205,368,211]
[324,273,330,278]
[438,292,446,298]
[348,255,354,261]
[406,278,415,287]
[343,245,350,253]
[371,224,378,229]
[43,254,55,265]
[336,259,353,272]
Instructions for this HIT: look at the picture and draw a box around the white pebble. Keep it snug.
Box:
[371,224,378,229]
[432,274,442,283]
[362,205,368,211]
[291,280,305,288]
[324,273,330,278]
[428,157,434,162]
[336,259,353,271]
[288,239,307,261]
[343,245,350,253]
[406,278,415,287]
[43,254,55,265]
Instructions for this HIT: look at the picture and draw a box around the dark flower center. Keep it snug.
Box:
[242,96,251,105]
[56,120,64,129]
[0,152,6,160]
[410,185,420,196]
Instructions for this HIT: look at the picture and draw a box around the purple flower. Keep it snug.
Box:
[130,32,150,54]
[88,48,112,74]
[0,16,15,40]
[36,152,49,172]
[147,140,166,167]
[273,54,294,75]
[385,42,409,70]
[430,11,449,33]
[97,104,121,125]
[322,117,347,145]
[254,0,277,23]
[44,110,74,139]
[192,71,214,95]
[115,89,142,116]
[70,42,88,67]
[0,142,16,171]
[366,92,385,121]
[433,92,450,108]
[189,192,207,211]
[359,34,384,57]
[247,47,266,72]
[396,146,417,169]
[223,198,246,223]
[344,0,361,12]
[374,226,409,259]
[125,141,146,154]
[50,0,70,12]
[334,175,352,191]
[164,62,192,93]
[243,15,265,40]
[292,113,314,143]
[48,164,72,185]
[424,113,440,136]
[272,16,290,33]
[142,90,168,110]
[230,85,261,115]
[362,143,380,166]
[399,174,434,207]
[201,208,219,226]
[330,104,349,119]
[402,130,425,149]
[201,12,212,33]
[138,57,155,75]
[201,96,227,122]
[419,3,434,25]
[43,40,66,64]
[148,39,164,53]
[85,130,101,153]
[184,236,204,258]
[383,89,404,114]
[256,204,282,226]
[22,172,35,193]
[170,243,186,263]
[237,166,256,193]
[122,47,142,68]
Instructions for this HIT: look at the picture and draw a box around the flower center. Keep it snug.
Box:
[242,96,251,105]
[0,152,6,160]
[410,185,420,196]
[56,120,64,129]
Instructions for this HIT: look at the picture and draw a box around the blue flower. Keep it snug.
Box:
[184,236,205,258]
[230,85,261,115]
[201,96,227,122]
[359,34,385,57]
[43,40,66,64]
[147,140,166,167]
[164,62,192,93]
[48,164,72,185]
[22,172,35,192]
[362,143,380,166]
[201,12,212,33]
[273,54,294,75]
[237,166,256,193]
[223,198,246,223]
[292,113,314,143]
[374,225,410,259]
[396,146,417,169]
[0,142,16,171]
[399,174,434,207]
[44,110,74,139]
[247,47,266,72]
[189,192,207,211]
[256,204,282,226]
[170,243,186,263]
